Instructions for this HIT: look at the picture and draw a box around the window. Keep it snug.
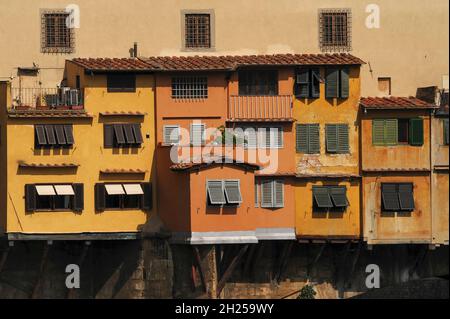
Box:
[41,10,74,53]
[260,180,284,208]
[172,77,208,99]
[296,124,320,154]
[190,123,206,146]
[313,186,349,212]
[107,73,136,92]
[319,9,351,52]
[325,68,349,98]
[163,125,180,145]
[184,14,211,49]
[236,127,283,149]
[444,119,449,145]
[95,183,152,211]
[381,183,415,212]
[35,124,74,148]
[295,68,320,98]
[378,77,391,96]
[25,184,83,212]
[104,124,143,148]
[325,124,349,153]
[207,180,242,206]
[372,119,424,146]
[238,70,278,96]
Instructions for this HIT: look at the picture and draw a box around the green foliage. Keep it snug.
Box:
[297,284,316,299]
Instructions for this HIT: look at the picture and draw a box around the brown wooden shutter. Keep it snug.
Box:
[25,184,37,212]
[64,125,75,145]
[104,124,114,148]
[95,183,106,211]
[141,182,152,211]
[54,125,67,145]
[132,124,144,144]
[73,183,84,212]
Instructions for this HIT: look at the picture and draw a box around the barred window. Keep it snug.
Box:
[185,14,211,48]
[319,9,351,52]
[41,10,74,53]
[172,76,208,99]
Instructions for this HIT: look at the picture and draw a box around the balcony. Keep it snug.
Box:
[10,87,84,110]
[228,95,294,122]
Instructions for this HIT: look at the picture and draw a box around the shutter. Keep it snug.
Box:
[254,180,259,207]
[311,68,320,98]
[273,180,284,208]
[95,183,106,211]
[308,124,320,154]
[340,68,349,98]
[409,118,424,146]
[381,183,400,211]
[384,119,398,145]
[104,124,114,148]
[330,186,348,207]
[54,125,67,145]
[132,124,144,144]
[191,124,205,146]
[72,183,84,212]
[258,128,269,148]
[35,125,47,146]
[25,184,37,212]
[261,180,274,208]
[313,187,333,208]
[296,124,308,153]
[325,69,339,98]
[326,124,338,153]
[372,119,385,145]
[273,127,283,148]
[64,125,74,145]
[398,183,415,211]
[114,124,126,145]
[123,124,136,144]
[224,180,242,204]
[337,124,349,153]
[141,182,152,210]
[296,69,310,98]
[444,119,449,145]
[44,125,57,145]
[207,180,226,204]
[244,127,258,149]
[163,126,179,145]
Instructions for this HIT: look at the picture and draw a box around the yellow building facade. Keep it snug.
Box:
[0,60,156,239]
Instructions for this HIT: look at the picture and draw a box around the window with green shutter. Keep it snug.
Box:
[339,68,349,98]
[326,124,349,153]
[295,68,320,98]
[313,185,349,212]
[372,119,398,145]
[296,124,320,154]
[408,118,424,146]
[325,68,349,99]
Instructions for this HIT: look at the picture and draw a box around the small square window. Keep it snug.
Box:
[319,9,351,52]
[41,10,74,53]
[378,77,391,96]
[398,119,409,144]
[184,13,212,49]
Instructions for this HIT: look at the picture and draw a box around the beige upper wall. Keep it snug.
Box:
[0,0,448,95]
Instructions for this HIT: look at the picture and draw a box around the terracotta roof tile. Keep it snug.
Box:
[360,97,436,109]
[71,53,365,72]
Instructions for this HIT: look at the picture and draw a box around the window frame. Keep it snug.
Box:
[206,179,242,207]
[104,123,143,148]
[181,10,215,51]
[296,123,321,154]
[171,76,208,99]
[163,125,181,145]
[260,179,284,209]
[26,183,83,212]
[318,8,352,52]
[41,9,75,53]
[312,185,349,213]
[96,183,150,211]
[238,70,279,96]
[106,73,136,93]
[381,182,415,212]
[34,124,74,149]
[190,123,206,146]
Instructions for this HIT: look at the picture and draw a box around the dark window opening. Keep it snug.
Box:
[95,183,152,211]
[105,194,121,210]
[53,195,73,210]
[41,12,74,53]
[36,195,53,210]
[185,14,211,48]
[398,119,409,143]
[295,68,320,98]
[107,73,136,92]
[238,70,278,96]
[319,9,351,52]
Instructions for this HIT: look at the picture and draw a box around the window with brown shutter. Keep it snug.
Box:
[104,124,143,148]
[35,124,74,148]
[25,184,83,212]
[41,10,74,53]
[319,9,351,52]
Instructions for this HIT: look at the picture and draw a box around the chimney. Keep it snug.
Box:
[133,42,138,58]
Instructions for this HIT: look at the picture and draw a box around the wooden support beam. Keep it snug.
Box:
[0,246,11,274]
[31,243,50,299]
[409,245,428,277]
[344,241,362,289]
[243,244,257,277]
[67,241,91,299]
[192,246,207,293]
[251,242,265,280]
[217,244,249,298]
[275,241,294,284]
[307,243,327,276]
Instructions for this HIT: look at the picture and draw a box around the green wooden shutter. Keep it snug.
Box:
[296,69,310,98]
[337,124,349,153]
[308,124,320,154]
[296,124,308,153]
[25,184,37,212]
[340,69,349,98]
[409,118,424,146]
[326,124,338,153]
[372,120,385,145]
[444,119,449,145]
[311,68,320,98]
[325,69,339,98]
[384,119,398,145]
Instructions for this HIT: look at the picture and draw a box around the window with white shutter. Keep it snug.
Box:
[190,123,206,146]
[163,125,180,145]
[260,180,284,208]
[207,180,243,206]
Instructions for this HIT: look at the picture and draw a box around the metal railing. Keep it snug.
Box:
[10,87,84,110]
[228,95,293,121]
